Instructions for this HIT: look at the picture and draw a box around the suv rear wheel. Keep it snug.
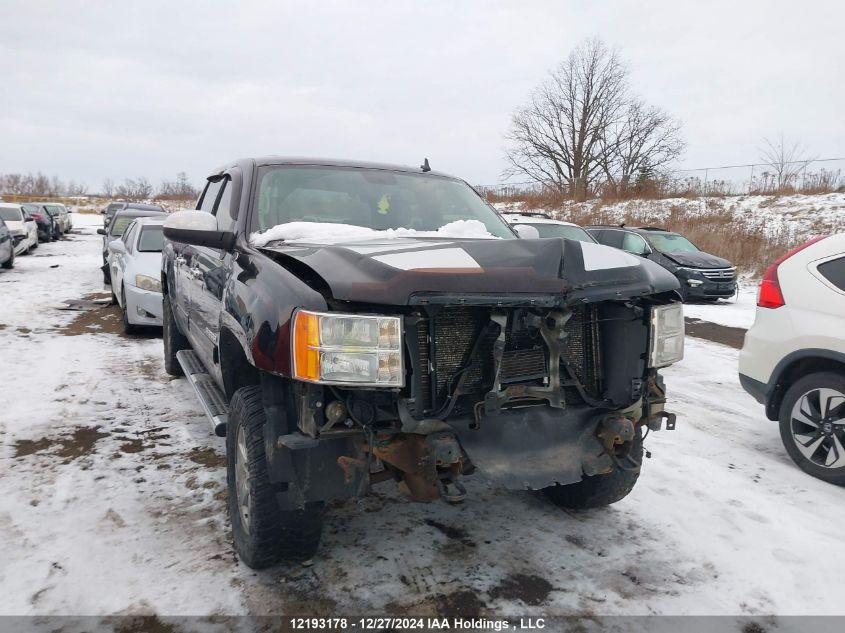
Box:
[779,372,845,485]
[542,430,643,509]
[227,385,323,568]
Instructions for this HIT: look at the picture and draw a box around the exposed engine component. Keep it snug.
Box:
[371,432,465,503]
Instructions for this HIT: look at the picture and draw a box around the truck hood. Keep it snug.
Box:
[662,250,732,269]
[258,237,680,305]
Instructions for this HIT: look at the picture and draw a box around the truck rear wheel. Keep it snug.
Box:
[163,294,188,376]
[227,385,323,568]
[542,431,643,509]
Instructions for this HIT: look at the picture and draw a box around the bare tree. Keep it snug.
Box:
[67,180,89,196]
[504,39,628,200]
[158,171,199,200]
[2,174,23,195]
[32,173,50,196]
[135,177,153,200]
[102,178,115,197]
[759,135,813,189]
[116,177,154,201]
[600,98,685,194]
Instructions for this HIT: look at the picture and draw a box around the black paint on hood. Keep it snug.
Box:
[258,237,680,305]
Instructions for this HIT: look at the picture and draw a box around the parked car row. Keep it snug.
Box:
[98,204,167,331]
[0,201,74,269]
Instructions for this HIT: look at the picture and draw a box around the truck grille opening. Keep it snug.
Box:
[412,305,601,413]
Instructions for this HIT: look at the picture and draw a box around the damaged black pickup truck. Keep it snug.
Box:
[161,157,684,568]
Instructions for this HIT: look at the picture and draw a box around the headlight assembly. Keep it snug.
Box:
[649,303,684,368]
[292,310,404,386]
[135,274,162,293]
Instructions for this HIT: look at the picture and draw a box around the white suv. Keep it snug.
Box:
[739,234,845,484]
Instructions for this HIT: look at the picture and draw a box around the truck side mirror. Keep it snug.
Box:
[97,228,106,235]
[163,210,235,251]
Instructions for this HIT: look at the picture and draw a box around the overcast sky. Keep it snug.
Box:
[1,0,842,190]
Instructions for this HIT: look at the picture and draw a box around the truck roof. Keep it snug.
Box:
[212,156,458,180]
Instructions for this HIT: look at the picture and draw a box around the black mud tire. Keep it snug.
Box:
[2,248,14,269]
[543,431,644,509]
[778,372,845,486]
[121,287,138,335]
[163,294,188,376]
[227,385,323,569]
[103,267,111,285]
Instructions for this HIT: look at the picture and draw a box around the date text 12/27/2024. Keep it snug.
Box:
[290,617,546,630]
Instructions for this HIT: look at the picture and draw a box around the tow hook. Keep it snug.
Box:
[431,433,467,504]
[597,415,635,455]
[647,410,677,431]
[437,474,467,504]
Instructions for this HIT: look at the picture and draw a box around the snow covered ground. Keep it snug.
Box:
[1,214,843,620]
[683,282,759,330]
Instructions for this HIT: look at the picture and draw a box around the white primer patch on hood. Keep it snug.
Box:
[580,241,641,271]
[372,247,481,271]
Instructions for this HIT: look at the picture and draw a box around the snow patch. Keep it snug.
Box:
[250,220,498,247]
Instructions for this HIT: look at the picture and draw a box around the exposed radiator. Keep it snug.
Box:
[413,305,601,413]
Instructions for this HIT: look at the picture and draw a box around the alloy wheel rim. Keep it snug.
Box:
[235,426,251,533]
[790,387,845,469]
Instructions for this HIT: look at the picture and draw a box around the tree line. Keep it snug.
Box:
[0,172,199,201]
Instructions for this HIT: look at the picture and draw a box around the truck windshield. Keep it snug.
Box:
[252,166,515,241]
[647,232,699,253]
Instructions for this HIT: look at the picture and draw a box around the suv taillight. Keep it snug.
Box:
[757,236,827,309]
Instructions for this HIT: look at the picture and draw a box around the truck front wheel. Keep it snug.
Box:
[542,431,643,509]
[227,385,323,568]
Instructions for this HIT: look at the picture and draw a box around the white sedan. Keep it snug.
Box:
[0,203,39,255]
[107,215,165,333]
